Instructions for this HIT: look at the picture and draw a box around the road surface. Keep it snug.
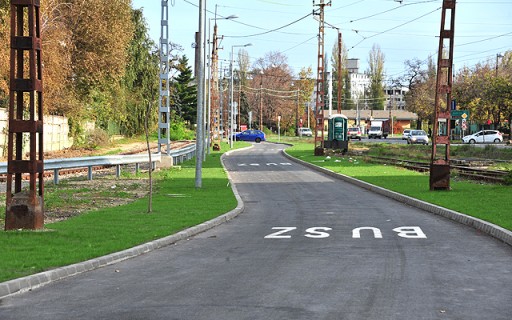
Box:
[1,143,511,319]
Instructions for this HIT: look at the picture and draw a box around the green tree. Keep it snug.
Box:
[366,44,386,110]
[296,67,315,128]
[399,57,436,129]
[331,36,352,111]
[118,8,159,137]
[174,55,197,124]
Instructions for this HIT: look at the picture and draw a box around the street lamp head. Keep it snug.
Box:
[226,14,238,20]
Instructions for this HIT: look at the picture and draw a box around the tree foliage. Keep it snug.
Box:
[174,55,197,124]
[0,3,9,108]
[366,44,386,110]
[396,57,437,127]
[331,36,354,111]
[251,52,294,130]
[118,9,159,137]
[453,51,512,132]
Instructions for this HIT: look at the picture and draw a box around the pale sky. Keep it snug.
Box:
[132,0,511,80]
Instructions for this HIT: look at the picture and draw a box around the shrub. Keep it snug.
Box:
[84,128,110,149]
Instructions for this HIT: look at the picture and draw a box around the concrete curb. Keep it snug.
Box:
[0,151,245,300]
[282,150,512,247]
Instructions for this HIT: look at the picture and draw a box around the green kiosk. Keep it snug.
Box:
[324,113,349,152]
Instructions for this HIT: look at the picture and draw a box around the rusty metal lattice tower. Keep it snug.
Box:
[313,0,331,156]
[159,0,171,155]
[430,0,456,190]
[5,0,44,230]
[210,23,221,151]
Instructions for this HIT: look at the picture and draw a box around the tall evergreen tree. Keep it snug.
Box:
[174,55,197,124]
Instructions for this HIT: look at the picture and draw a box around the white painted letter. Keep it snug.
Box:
[352,227,383,239]
[264,227,297,239]
[392,226,427,239]
[304,227,332,239]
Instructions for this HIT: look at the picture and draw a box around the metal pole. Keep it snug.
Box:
[296,89,299,136]
[259,79,263,130]
[230,46,234,148]
[159,0,171,155]
[496,53,503,77]
[195,0,205,188]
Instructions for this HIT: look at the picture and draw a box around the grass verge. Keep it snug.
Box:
[0,142,248,283]
[285,141,512,232]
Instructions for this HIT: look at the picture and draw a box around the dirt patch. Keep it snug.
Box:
[44,174,150,224]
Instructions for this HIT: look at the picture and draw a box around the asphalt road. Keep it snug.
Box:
[1,143,511,319]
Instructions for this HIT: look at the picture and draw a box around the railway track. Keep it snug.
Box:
[366,156,510,184]
[0,141,194,183]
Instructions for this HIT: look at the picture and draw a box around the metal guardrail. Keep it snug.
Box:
[169,144,196,165]
[0,144,196,184]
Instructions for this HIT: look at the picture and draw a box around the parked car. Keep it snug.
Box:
[232,129,266,143]
[347,127,362,140]
[298,127,313,137]
[407,130,429,145]
[462,130,503,144]
[402,129,411,140]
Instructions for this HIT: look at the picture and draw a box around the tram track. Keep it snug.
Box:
[366,156,510,184]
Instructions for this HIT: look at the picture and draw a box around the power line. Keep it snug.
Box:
[348,7,441,51]
[224,12,314,38]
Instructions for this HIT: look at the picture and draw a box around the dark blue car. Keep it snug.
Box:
[233,130,266,143]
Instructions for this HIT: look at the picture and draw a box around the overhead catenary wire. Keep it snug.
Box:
[224,11,315,38]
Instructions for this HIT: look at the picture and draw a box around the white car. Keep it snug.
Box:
[407,130,429,145]
[402,129,411,140]
[298,127,313,137]
[347,127,362,140]
[462,130,503,144]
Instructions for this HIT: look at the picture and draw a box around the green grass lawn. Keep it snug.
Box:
[285,141,512,232]
[1,137,510,283]
[0,142,247,283]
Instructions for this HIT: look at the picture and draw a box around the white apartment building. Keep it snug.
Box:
[346,59,370,107]
[384,86,409,110]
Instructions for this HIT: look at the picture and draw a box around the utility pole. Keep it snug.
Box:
[430,0,456,191]
[313,0,331,156]
[337,31,342,114]
[259,77,263,130]
[6,0,44,230]
[210,20,221,150]
[496,53,503,77]
[195,0,205,188]
[295,89,299,135]
[159,0,171,155]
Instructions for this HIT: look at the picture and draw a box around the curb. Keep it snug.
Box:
[0,151,245,300]
[282,150,512,247]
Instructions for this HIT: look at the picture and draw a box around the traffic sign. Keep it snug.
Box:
[451,110,470,120]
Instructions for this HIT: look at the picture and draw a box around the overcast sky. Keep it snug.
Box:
[132,0,511,80]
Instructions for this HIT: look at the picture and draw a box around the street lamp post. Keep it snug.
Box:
[230,43,252,148]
